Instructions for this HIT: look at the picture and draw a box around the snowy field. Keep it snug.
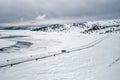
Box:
[0,19,120,80]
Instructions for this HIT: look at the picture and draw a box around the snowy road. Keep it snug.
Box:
[0,35,110,68]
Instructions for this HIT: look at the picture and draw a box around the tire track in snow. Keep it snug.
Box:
[108,57,120,67]
[0,35,110,68]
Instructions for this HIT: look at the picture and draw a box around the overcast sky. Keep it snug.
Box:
[0,0,120,24]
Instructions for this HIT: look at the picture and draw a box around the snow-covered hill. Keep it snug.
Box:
[31,19,120,34]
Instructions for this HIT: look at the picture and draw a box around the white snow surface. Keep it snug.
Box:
[0,39,16,48]
[0,30,106,61]
[0,19,120,80]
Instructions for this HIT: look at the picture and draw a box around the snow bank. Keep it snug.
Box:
[0,39,16,48]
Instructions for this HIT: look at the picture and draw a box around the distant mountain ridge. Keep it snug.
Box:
[31,19,120,34]
[0,19,120,34]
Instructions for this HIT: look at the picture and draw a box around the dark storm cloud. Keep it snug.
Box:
[0,0,120,23]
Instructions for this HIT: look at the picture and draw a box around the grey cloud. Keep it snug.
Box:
[0,0,120,23]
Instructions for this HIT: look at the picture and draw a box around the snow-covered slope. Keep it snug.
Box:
[31,19,120,34]
[0,33,120,80]
[0,39,16,49]
[0,19,120,80]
